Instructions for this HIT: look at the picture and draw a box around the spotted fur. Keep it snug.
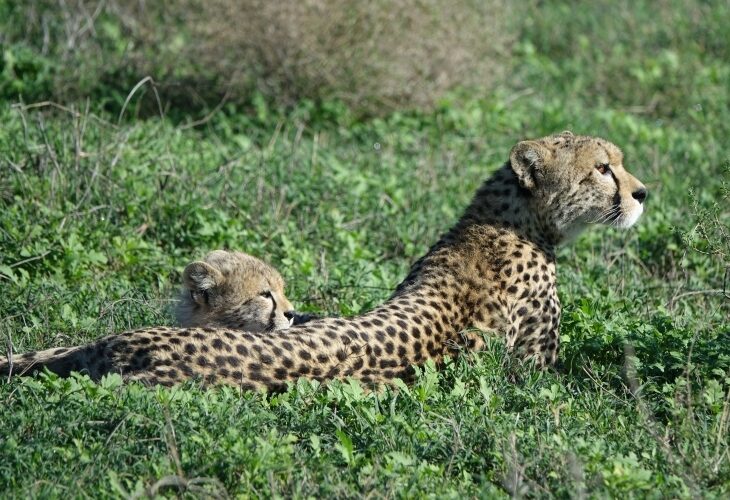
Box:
[1,132,647,390]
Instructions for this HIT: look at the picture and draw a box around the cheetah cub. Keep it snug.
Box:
[176,250,300,332]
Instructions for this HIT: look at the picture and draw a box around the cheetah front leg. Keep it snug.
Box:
[506,292,561,368]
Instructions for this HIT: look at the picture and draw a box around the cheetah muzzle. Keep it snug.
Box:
[1,132,647,390]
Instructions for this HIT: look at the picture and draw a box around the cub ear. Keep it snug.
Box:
[509,140,551,190]
[182,261,223,304]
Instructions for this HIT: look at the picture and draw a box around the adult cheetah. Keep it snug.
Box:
[1,132,647,390]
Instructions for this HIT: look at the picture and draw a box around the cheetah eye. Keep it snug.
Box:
[595,163,610,175]
[260,290,273,300]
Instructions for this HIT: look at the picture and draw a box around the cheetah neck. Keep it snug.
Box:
[455,164,565,247]
[402,164,558,276]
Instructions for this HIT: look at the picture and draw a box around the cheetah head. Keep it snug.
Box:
[510,131,647,240]
[176,250,295,332]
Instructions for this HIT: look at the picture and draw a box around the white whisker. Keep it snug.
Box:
[588,206,620,224]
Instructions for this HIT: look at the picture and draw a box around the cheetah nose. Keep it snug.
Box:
[632,187,647,204]
[284,311,295,320]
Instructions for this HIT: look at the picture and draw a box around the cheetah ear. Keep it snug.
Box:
[183,261,223,295]
[509,140,551,190]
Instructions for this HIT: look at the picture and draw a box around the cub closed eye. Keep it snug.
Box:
[191,290,210,305]
[595,163,610,175]
[260,290,274,299]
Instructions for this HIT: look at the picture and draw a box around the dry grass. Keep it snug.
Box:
[178,0,514,112]
[3,0,515,115]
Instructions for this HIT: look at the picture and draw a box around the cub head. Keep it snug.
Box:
[176,250,295,332]
[510,131,647,240]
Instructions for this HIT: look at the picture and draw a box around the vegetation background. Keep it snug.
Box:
[0,0,728,497]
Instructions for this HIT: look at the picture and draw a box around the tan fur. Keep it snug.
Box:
[1,133,647,390]
[176,250,295,332]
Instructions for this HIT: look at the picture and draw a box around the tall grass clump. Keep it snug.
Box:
[0,0,514,115]
[163,0,514,113]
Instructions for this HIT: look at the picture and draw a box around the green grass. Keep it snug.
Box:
[1,1,729,497]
